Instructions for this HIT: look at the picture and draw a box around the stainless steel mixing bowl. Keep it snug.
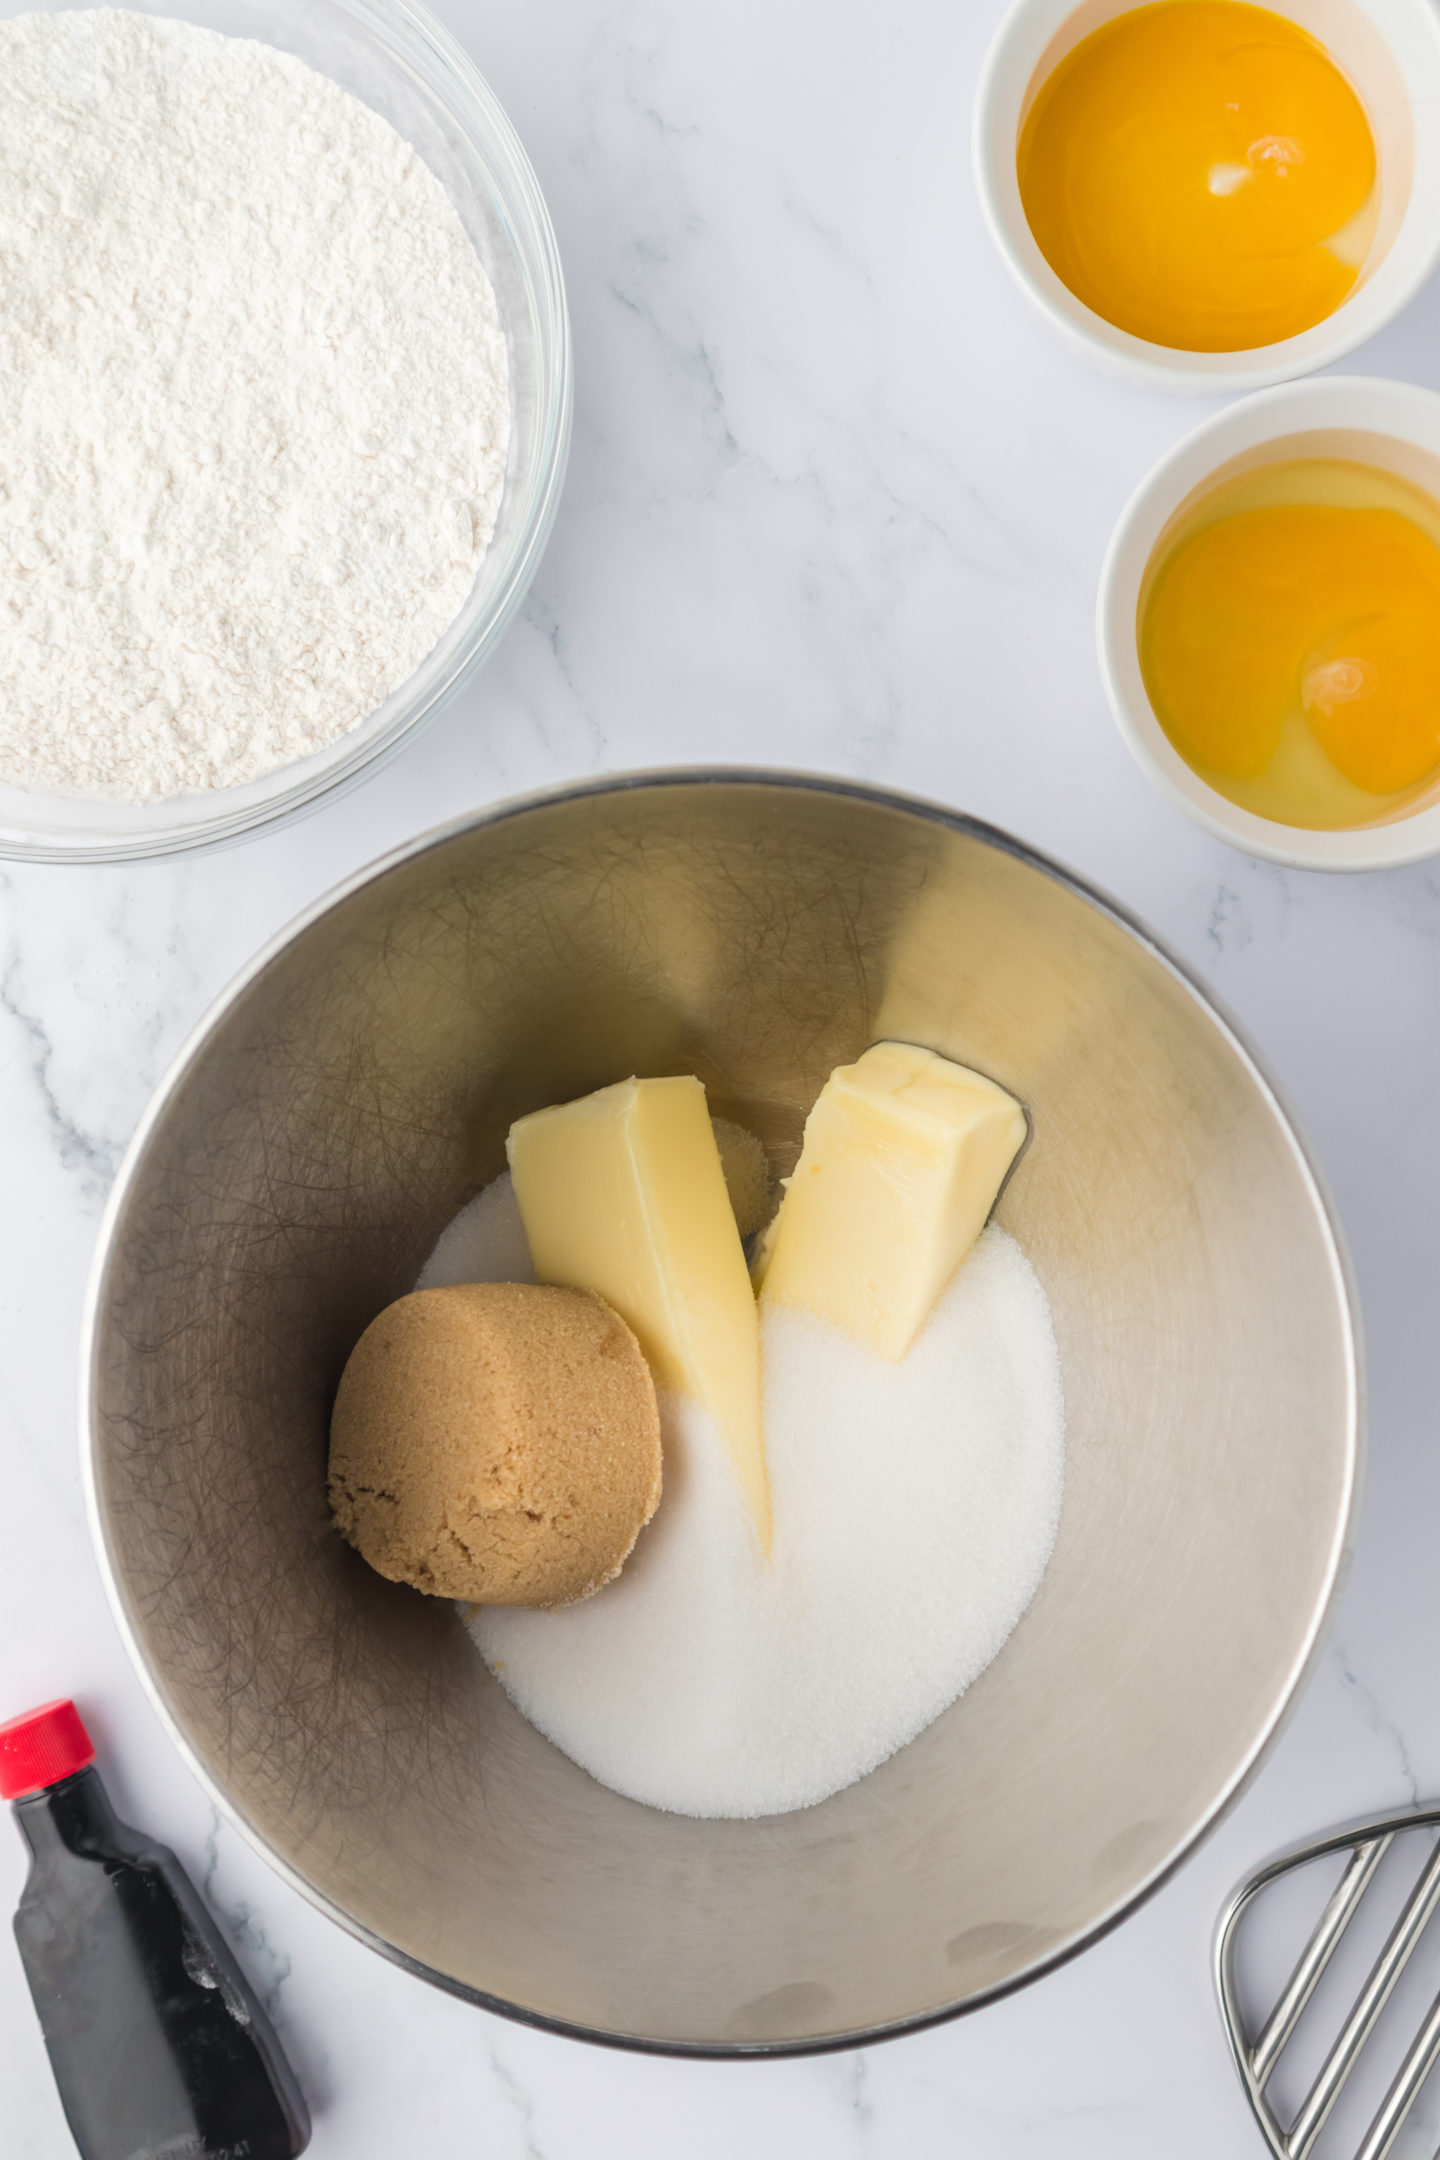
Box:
[83,771,1361,2053]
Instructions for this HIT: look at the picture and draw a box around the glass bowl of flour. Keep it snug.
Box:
[0,0,569,860]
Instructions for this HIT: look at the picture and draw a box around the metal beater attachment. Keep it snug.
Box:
[1217,1804,1440,2160]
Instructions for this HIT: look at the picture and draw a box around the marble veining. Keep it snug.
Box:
[0,863,203,1209]
[1327,1640,1423,1811]
[3,0,1440,2151]
[200,1806,296,2025]
[845,2053,876,2138]
[487,2036,550,2160]
[1203,861,1296,960]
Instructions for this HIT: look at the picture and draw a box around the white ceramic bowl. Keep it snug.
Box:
[0,0,571,863]
[973,0,1440,394]
[1097,375,1440,869]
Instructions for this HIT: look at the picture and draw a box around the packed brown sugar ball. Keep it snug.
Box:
[328,1281,663,1607]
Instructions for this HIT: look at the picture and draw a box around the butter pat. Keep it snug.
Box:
[508,1077,771,1547]
[754,1042,1027,1361]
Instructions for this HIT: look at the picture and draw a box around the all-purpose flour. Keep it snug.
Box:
[421,1174,1066,1820]
[0,11,509,801]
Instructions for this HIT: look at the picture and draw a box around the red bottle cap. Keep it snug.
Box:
[0,1699,96,1799]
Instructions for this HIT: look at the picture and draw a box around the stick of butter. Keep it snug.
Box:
[507,1076,771,1549]
[753,1042,1027,1361]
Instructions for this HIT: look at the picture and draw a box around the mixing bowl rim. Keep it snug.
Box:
[79,765,1365,2057]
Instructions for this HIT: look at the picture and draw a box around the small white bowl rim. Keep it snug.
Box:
[973,0,1440,396]
[1097,374,1440,871]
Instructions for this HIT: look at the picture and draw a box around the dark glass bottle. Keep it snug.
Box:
[4,1699,310,2160]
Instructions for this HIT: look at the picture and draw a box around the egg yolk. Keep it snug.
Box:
[1142,503,1440,801]
[1017,1,1377,351]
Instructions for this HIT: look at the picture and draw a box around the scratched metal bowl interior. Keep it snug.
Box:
[84,772,1360,2053]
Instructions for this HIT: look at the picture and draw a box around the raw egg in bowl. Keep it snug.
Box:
[1098,375,1440,868]
[974,0,1440,392]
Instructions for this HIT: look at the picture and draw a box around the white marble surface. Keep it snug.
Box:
[4,0,1440,2151]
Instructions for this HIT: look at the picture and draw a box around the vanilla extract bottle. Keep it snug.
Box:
[3,1697,310,2160]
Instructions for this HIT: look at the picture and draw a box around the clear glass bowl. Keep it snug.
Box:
[0,0,571,861]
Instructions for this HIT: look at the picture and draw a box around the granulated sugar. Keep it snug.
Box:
[419,1173,537,1295]
[0,11,508,800]
[422,1174,1065,1819]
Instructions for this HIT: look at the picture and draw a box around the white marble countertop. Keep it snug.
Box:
[5,0,1440,2151]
